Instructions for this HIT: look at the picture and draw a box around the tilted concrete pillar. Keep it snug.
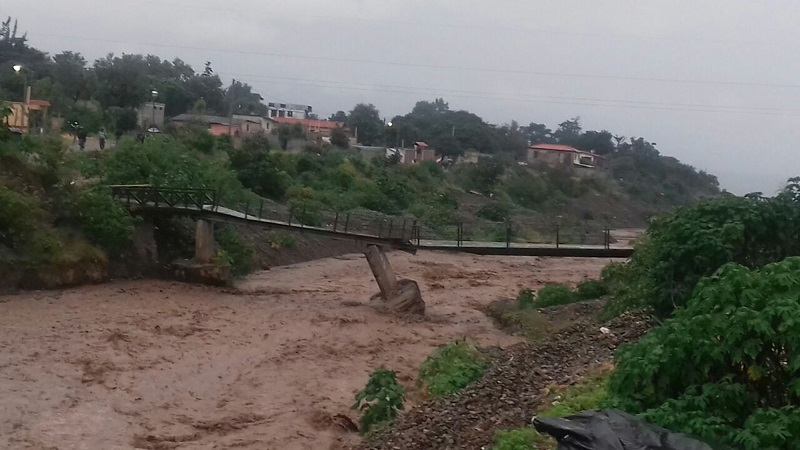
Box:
[365,245,398,299]
[195,219,215,263]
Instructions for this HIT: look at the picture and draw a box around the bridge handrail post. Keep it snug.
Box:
[400,219,407,240]
[333,212,339,232]
[258,200,264,219]
[412,220,419,245]
[506,222,512,249]
[344,214,350,233]
[288,207,294,226]
[377,219,384,238]
[244,201,249,219]
[387,219,393,239]
[556,225,560,249]
[457,222,463,248]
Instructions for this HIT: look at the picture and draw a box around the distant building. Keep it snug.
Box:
[267,102,312,119]
[171,114,261,137]
[394,141,436,165]
[527,143,604,168]
[138,102,166,129]
[5,99,50,133]
[267,117,349,138]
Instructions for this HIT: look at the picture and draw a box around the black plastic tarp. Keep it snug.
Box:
[533,409,718,450]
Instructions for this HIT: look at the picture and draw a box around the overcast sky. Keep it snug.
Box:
[7,0,800,194]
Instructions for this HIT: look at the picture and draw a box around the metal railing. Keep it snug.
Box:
[110,185,215,210]
[110,186,619,248]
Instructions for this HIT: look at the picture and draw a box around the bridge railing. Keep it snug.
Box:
[212,198,420,242]
[110,185,216,210]
[412,221,617,249]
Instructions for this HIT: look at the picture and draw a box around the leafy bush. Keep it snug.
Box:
[575,279,609,301]
[418,340,486,397]
[69,184,134,253]
[0,184,42,249]
[536,283,577,307]
[605,189,800,318]
[266,232,295,251]
[516,288,536,308]
[353,368,405,434]
[608,258,800,449]
[215,226,253,276]
[492,428,540,450]
[477,202,511,222]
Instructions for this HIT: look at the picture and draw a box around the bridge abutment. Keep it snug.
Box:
[195,219,215,263]
[133,218,158,265]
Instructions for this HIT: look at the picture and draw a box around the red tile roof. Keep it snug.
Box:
[529,143,605,158]
[415,141,429,148]
[529,143,579,152]
[28,99,51,107]
[269,117,347,130]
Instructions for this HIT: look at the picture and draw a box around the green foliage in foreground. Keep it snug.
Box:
[604,186,800,318]
[353,368,405,434]
[215,226,254,276]
[66,184,135,253]
[575,279,609,301]
[535,283,578,308]
[419,340,486,397]
[492,428,543,450]
[608,258,800,449]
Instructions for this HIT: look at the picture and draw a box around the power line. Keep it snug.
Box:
[116,0,791,49]
[30,32,800,90]
[218,72,800,115]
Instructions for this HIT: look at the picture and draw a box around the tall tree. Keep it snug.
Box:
[224,79,266,116]
[328,110,348,122]
[553,116,582,145]
[347,103,384,146]
[522,122,553,144]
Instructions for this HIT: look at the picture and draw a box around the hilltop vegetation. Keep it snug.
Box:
[1,14,721,286]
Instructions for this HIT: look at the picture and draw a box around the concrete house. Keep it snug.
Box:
[267,117,349,138]
[170,114,260,137]
[527,143,604,168]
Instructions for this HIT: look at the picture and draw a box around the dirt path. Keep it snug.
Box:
[0,251,614,449]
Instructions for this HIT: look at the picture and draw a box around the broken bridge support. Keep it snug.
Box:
[365,245,425,315]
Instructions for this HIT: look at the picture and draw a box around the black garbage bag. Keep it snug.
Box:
[533,409,718,450]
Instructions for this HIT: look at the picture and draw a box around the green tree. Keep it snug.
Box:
[328,110,348,122]
[609,258,800,450]
[347,103,384,146]
[605,184,800,318]
[553,116,582,145]
[330,126,350,148]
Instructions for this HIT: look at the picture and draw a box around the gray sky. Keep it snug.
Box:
[8,0,800,194]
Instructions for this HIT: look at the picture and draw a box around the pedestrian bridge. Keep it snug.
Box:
[110,185,634,261]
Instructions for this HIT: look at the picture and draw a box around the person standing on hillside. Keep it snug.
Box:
[98,128,107,150]
[77,127,87,151]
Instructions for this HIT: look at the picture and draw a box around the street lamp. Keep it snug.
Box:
[13,64,28,131]
[150,90,158,130]
[387,122,399,148]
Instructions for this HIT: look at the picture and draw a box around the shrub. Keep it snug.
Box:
[492,428,540,450]
[477,202,511,222]
[536,283,577,307]
[418,340,486,397]
[266,232,296,251]
[575,279,609,301]
[353,368,405,434]
[69,185,135,253]
[604,189,800,318]
[215,226,253,276]
[516,288,536,308]
[608,258,800,449]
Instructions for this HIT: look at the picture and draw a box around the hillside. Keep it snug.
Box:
[0,124,719,289]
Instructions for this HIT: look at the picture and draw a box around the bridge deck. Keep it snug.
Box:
[113,186,634,258]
